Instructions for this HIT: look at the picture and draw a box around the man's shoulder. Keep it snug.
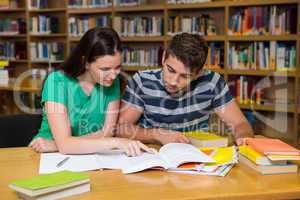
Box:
[132,69,162,83]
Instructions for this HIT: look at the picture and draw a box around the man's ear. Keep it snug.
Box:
[162,51,166,64]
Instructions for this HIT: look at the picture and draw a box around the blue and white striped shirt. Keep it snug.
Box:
[122,69,233,132]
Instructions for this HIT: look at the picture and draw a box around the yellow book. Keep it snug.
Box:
[200,146,238,166]
[239,146,286,166]
[0,60,9,68]
[184,131,228,148]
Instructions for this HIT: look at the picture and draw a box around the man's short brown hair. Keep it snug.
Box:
[164,33,208,72]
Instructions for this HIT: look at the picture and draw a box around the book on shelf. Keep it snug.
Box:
[68,0,112,8]
[114,0,146,7]
[0,0,18,9]
[28,0,48,10]
[168,15,217,36]
[239,154,298,175]
[229,76,264,105]
[68,16,111,36]
[184,131,228,148]
[0,18,26,34]
[9,170,90,200]
[167,0,211,4]
[30,42,64,62]
[122,47,163,67]
[228,5,297,35]
[0,60,9,85]
[204,42,224,69]
[29,16,59,34]
[114,16,164,37]
[228,42,296,71]
[0,41,27,60]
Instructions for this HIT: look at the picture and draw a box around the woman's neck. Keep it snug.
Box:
[78,71,95,85]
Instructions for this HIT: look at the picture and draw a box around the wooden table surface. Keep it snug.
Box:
[1,147,300,200]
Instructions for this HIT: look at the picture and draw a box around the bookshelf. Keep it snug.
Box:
[0,0,299,146]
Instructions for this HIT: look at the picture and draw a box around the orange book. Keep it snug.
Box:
[245,138,300,156]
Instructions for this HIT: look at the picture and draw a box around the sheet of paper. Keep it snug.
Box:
[39,153,100,174]
[96,153,129,170]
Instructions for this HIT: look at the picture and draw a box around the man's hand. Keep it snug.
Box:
[154,129,190,145]
[29,138,58,153]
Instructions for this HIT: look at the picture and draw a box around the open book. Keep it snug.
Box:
[121,143,215,174]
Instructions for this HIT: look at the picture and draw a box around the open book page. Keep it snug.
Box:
[39,153,99,174]
[121,153,168,174]
[96,153,129,170]
[158,143,215,169]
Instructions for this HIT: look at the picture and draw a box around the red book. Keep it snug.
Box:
[246,138,300,156]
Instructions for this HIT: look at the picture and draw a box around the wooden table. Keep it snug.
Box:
[1,147,300,200]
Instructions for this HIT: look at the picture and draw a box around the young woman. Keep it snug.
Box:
[29,27,154,156]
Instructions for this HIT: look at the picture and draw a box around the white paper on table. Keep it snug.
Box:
[39,153,100,174]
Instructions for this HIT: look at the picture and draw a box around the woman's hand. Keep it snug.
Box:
[116,138,157,157]
[29,138,58,153]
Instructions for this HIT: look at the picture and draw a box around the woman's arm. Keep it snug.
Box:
[30,101,155,156]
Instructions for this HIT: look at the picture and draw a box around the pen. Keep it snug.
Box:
[56,157,70,168]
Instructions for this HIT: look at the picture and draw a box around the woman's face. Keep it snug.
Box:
[87,52,121,87]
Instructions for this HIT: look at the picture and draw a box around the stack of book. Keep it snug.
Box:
[239,138,299,175]
[184,131,228,148]
[9,170,90,200]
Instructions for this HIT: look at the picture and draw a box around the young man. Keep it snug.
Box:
[117,33,254,145]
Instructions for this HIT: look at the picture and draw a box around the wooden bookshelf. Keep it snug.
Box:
[0,0,299,146]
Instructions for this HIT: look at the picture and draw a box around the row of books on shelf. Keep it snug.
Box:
[229,76,264,105]
[122,47,163,67]
[30,42,64,62]
[0,42,27,60]
[0,0,18,9]
[28,0,48,9]
[29,15,60,34]
[168,0,211,4]
[68,16,111,36]
[228,5,297,36]
[68,0,112,8]
[168,15,217,36]
[228,42,297,71]
[205,42,224,68]
[0,18,26,35]
[114,16,163,37]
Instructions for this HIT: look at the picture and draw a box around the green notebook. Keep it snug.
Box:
[10,170,89,190]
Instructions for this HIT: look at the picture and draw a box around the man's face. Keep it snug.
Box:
[162,53,201,94]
